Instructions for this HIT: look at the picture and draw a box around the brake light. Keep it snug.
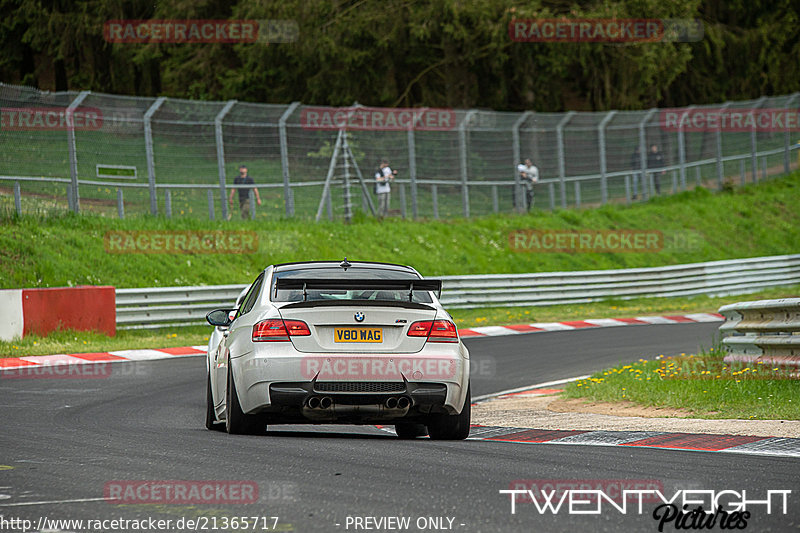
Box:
[406,320,459,342]
[252,319,310,342]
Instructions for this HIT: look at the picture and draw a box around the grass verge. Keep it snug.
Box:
[1,172,799,289]
[0,326,211,358]
[563,349,800,420]
[450,284,800,328]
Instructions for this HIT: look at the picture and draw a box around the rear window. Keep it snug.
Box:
[271,266,433,304]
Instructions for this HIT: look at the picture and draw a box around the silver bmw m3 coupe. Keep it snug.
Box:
[205,259,471,440]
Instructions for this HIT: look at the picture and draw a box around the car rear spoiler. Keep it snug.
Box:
[274,278,442,301]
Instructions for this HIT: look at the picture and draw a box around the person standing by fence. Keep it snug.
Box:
[228,165,261,219]
[647,144,665,195]
[375,158,396,218]
[516,158,539,211]
[630,146,643,200]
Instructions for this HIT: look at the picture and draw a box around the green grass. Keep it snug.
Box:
[449,284,800,329]
[1,171,799,289]
[563,349,800,420]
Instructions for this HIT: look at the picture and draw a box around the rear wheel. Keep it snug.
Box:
[225,363,268,435]
[427,385,471,441]
[205,372,224,431]
[394,423,428,439]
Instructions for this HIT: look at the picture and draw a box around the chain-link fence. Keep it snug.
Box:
[1,82,798,221]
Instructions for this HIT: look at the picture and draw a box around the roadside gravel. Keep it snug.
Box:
[472,392,800,439]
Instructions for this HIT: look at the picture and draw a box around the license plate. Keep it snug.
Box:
[334,327,383,343]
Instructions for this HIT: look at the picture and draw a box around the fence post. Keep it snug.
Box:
[398,183,407,219]
[214,99,237,222]
[250,189,257,220]
[624,175,631,205]
[13,181,21,215]
[784,94,799,174]
[117,188,124,219]
[207,189,215,221]
[750,96,767,183]
[740,159,746,185]
[574,181,581,208]
[164,189,172,218]
[66,90,90,213]
[677,105,694,191]
[491,185,499,213]
[144,97,167,216]
[407,119,418,218]
[638,109,657,201]
[512,111,533,212]
[342,132,352,223]
[432,184,439,219]
[459,110,477,217]
[598,110,616,204]
[556,111,575,209]
[548,182,555,210]
[279,101,300,217]
[716,102,731,190]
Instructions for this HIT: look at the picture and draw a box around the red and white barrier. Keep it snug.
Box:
[0,286,116,341]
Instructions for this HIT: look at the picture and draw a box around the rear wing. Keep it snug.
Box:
[274,278,442,301]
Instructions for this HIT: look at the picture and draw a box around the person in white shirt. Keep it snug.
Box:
[375,158,396,218]
[516,158,539,211]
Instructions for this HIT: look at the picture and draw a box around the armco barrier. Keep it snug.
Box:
[115,254,800,329]
[0,286,116,341]
[719,298,800,366]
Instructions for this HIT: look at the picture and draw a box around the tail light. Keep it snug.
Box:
[252,319,311,342]
[407,320,459,342]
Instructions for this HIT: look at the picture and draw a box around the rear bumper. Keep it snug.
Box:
[230,345,469,422]
[265,381,450,423]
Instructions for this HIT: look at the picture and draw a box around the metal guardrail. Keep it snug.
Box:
[719,298,800,366]
[116,254,800,329]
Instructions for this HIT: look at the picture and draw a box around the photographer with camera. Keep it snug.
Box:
[374,158,397,218]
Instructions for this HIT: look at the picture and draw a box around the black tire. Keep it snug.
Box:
[394,423,428,439]
[427,385,471,441]
[205,372,225,431]
[225,362,267,435]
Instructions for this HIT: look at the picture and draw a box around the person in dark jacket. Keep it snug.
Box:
[630,146,642,200]
[647,144,665,195]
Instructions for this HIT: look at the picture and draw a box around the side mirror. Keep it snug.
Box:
[206,309,235,327]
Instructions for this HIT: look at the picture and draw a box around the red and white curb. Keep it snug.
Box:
[458,313,724,338]
[466,426,800,458]
[0,345,207,370]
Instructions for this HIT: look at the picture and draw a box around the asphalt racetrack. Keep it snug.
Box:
[2,322,798,532]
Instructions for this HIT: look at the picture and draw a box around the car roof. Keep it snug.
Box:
[272,260,417,273]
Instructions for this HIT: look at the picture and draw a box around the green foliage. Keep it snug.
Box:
[2,0,799,110]
[563,351,800,420]
[1,171,799,290]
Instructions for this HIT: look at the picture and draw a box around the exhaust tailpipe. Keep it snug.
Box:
[320,397,332,409]
[397,397,410,409]
[385,397,398,409]
[307,397,320,409]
